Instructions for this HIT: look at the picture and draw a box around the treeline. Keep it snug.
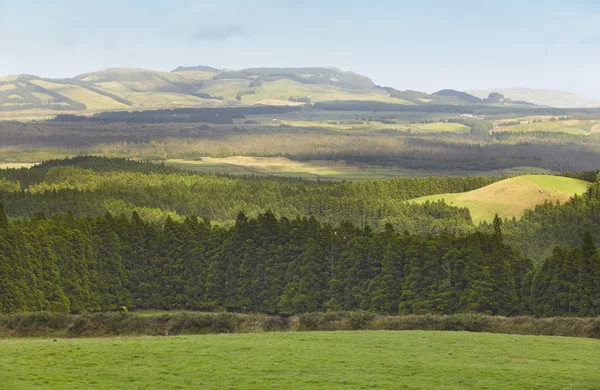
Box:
[290,137,600,172]
[529,232,600,317]
[0,207,528,316]
[52,106,302,124]
[2,207,599,317]
[0,156,184,189]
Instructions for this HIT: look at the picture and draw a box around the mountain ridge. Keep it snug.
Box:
[1,66,593,117]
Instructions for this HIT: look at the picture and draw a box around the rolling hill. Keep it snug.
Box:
[0,67,417,115]
[0,66,555,118]
[410,175,591,223]
[468,88,600,108]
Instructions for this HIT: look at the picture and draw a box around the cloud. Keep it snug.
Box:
[190,25,249,42]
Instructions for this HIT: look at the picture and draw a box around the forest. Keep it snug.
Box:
[0,157,599,317]
[2,156,600,264]
[1,204,598,317]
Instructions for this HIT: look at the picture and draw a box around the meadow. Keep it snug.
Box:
[270,119,471,133]
[1,331,598,389]
[411,175,590,223]
[493,119,600,135]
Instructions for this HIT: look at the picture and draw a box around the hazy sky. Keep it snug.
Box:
[1,0,599,97]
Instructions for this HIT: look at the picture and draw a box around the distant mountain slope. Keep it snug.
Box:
[468,88,600,108]
[0,67,417,113]
[433,89,483,104]
[2,66,597,117]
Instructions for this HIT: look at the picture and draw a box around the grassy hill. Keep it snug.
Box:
[2,331,598,389]
[411,175,591,223]
[468,88,600,108]
[0,67,416,116]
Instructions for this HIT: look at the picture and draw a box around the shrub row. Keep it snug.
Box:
[1,311,599,339]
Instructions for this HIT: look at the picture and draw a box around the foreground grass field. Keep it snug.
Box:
[411,175,590,223]
[1,331,598,389]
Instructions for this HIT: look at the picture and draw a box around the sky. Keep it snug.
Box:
[1,0,599,98]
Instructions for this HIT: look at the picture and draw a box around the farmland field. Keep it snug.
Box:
[268,119,470,133]
[493,119,600,135]
[410,175,590,223]
[1,331,598,389]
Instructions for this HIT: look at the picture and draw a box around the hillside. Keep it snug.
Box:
[468,88,600,108]
[0,66,552,118]
[0,67,413,115]
[410,175,591,223]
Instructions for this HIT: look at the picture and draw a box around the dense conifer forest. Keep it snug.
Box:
[0,157,496,234]
[1,205,599,316]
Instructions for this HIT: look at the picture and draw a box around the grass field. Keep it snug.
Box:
[30,80,130,111]
[493,119,600,135]
[0,163,36,169]
[1,331,598,389]
[267,118,470,133]
[411,175,590,223]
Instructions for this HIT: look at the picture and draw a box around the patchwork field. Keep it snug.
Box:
[1,331,598,389]
[411,175,591,223]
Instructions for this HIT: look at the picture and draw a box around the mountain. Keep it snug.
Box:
[1,66,591,118]
[0,66,434,115]
[468,88,600,108]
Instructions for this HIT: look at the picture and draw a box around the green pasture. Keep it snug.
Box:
[495,120,599,135]
[411,175,590,223]
[1,331,598,389]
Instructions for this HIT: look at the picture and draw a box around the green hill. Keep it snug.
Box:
[3,67,595,118]
[410,175,591,223]
[0,66,510,117]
